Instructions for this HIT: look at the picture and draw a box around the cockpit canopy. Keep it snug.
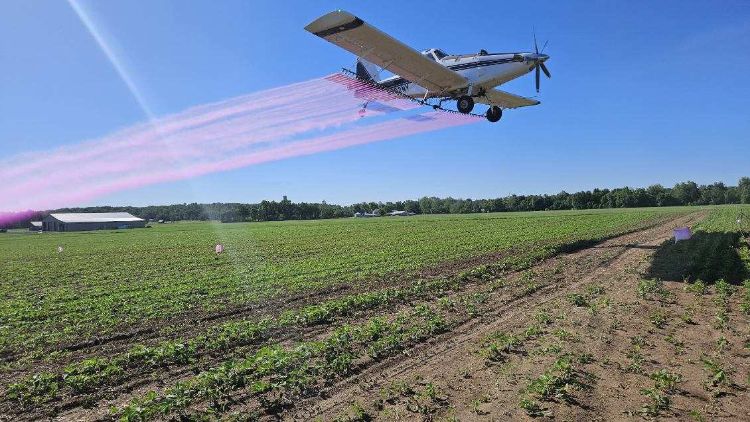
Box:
[421,48,449,61]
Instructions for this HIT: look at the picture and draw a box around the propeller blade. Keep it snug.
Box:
[535,65,540,93]
[540,62,551,78]
[541,40,549,53]
[534,32,538,54]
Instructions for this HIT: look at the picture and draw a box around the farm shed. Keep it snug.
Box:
[29,221,42,231]
[42,212,146,232]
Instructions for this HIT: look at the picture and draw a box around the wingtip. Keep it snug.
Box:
[304,10,359,35]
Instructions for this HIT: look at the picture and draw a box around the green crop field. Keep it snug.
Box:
[0,208,686,361]
[7,205,750,420]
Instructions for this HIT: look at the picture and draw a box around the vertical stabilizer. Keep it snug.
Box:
[355,58,381,82]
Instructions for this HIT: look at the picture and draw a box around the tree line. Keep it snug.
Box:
[4,178,750,228]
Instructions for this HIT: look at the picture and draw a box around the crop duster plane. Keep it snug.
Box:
[305,10,551,122]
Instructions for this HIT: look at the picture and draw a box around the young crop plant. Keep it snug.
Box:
[626,346,645,374]
[586,284,605,297]
[523,355,589,405]
[685,279,708,296]
[714,333,727,348]
[566,292,587,307]
[649,310,669,329]
[715,279,734,299]
[379,380,415,405]
[395,382,447,416]
[553,329,576,342]
[680,306,696,325]
[630,336,646,347]
[741,279,750,314]
[689,410,706,422]
[715,307,729,329]
[6,372,59,406]
[335,402,372,422]
[650,369,683,393]
[537,343,563,356]
[636,367,683,417]
[534,310,554,326]
[700,356,732,393]
[482,331,523,362]
[639,387,671,417]
[665,334,686,355]
[519,397,548,417]
[469,394,490,415]
[637,279,672,302]
[577,353,594,364]
[523,323,544,339]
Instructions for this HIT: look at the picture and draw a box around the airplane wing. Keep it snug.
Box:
[475,89,540,109]
[305,10,467,94]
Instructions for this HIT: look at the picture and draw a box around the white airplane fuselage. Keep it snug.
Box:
[377,51,545,99]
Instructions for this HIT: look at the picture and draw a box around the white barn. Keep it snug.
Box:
[42,212,146,232]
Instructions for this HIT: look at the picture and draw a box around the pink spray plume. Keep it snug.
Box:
[0,75,479,220]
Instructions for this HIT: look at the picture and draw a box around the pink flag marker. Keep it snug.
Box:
[215,244,224,254]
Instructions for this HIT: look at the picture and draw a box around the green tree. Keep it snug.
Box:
[672,181,699,205]
[739,177,750,204]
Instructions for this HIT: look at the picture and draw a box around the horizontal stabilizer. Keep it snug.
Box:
[475,89,540,109]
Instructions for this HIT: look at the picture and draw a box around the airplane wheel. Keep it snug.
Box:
[456,96,474,113]
[486,106,502,123]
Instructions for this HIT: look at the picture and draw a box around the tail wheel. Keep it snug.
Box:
[486,106,502,123]
[456,96,474,114]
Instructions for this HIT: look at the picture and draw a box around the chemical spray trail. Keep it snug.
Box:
[0,75,479,225]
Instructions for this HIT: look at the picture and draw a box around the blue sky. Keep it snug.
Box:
[1,1,748,207]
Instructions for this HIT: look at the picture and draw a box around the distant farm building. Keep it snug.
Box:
[42,212,146,232]
[29,221,43,231]
[354,209,382,218]
[386,210,415,216]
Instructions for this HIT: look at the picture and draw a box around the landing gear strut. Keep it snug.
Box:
[456,96,474,114]
[485,106,502,123]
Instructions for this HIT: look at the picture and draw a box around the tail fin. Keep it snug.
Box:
[355,58,380,82]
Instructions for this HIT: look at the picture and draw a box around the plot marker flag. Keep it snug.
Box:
[215,244,224,255]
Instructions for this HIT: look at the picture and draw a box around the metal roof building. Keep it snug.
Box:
[42,212,146,232]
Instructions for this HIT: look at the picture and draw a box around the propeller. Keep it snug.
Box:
[532,33,551,93]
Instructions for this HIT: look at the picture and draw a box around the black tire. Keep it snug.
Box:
[486,106,502,123]
[456,96,474,113]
